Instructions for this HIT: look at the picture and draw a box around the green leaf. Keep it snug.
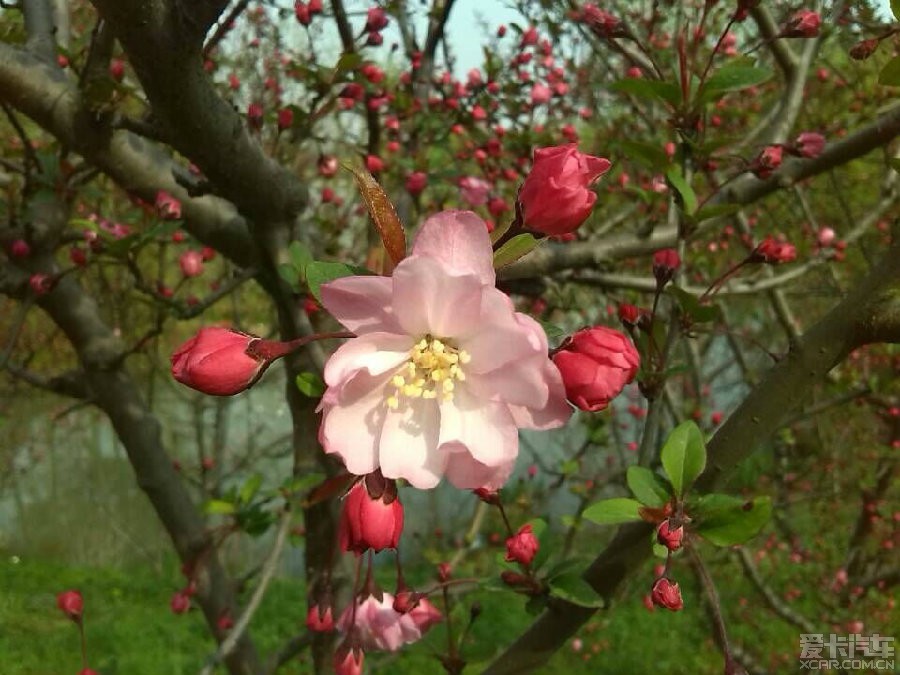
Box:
[548,573,606,608]
[626,466,671,508]
[660,421,706,497]
[583,498,643,525]
[610,78,681,107]
[665,167,697,216]
[692,494,772,546]
[892,0,900,21]
[879,56,900,87]
[295,372,326,397]
[288,241,313,281]
[332,52,362,78]
[493,233,538,268]
[203,499,236,515]
[701,63,772,102]
[668,286,721,324]
[278,263,301,289]
[538,320,566,344]
[305,260,370,302]
[238,474,263,505]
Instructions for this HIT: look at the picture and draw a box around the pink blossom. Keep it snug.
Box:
[318,211,571,489]
[179,250,204,278]
[817,227,836,247]
[338,592,440,651]
[530,83,552,105]
[458,176,492,207]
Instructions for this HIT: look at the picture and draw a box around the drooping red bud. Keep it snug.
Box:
[57,590,83,622]
[651,577,683,611]
[338,473,404,554]
[656,520,684,551]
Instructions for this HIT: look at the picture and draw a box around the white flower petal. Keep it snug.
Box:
[392,257,483,338]
[319,373,389,476]
[323,332,413,387]
[379,397,445,488]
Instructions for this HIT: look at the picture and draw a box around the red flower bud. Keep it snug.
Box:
[405,171,427,196]
[750,236,797,264]
[70,246,87,267]
[437,562,452,583]
[519,144,611,236]
[651,577,683,611]
[652,248,681,287]
[170,591,191,614]
[247,103,264,130]
[29,273,54,296]
[505,523,539,566]
[552,326,640,412]
[57,590,83,622]
[8,239,30,258]
[365,154,385,173]
[294,0,311,25]
[171,327,268,396]
[617,303,642,327]
[751,146,782,179]
[155,190,182,220]
[339,473,404,554]
[109,58,125,82]
[334,643,364,675]
[364,6,388,32]
[179,250,204,278]
[850,38,879,61]
[277,107,294,131]
[781,9,820,38]
[792,131,825,159]
[305,603,335,632]
[656,520,683,551]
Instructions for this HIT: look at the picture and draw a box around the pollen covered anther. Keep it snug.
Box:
[386,336,469,408]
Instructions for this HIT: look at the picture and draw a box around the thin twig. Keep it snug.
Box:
[198,508,292,675]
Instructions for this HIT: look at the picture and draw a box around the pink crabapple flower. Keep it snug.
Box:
[337,592,441,652]
[318,211,571,490]
[458,176,492,207]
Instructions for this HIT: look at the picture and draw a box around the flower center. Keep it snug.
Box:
[386,336,470,409]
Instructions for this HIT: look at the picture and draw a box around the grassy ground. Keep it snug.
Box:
[0,551,806,675]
